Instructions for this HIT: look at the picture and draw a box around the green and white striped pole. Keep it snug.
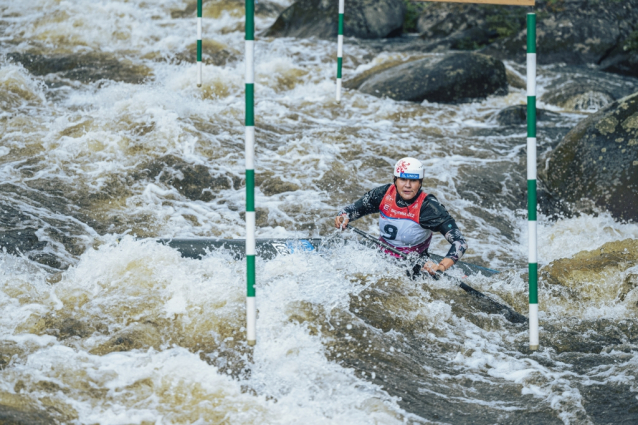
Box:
[245,0,256,346]
[527,13,538,351]
[336,0,344,102]
[197,0,202,87]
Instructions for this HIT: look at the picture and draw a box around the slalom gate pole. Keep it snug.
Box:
[336,0,344,102]
[527,13,539,350]
[346,225,527,324]
[197,0,202,87]
[245,0,256,346]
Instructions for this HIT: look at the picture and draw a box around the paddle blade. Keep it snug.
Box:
[458,282,528,324]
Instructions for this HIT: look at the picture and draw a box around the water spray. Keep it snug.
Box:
[346,225,528,324]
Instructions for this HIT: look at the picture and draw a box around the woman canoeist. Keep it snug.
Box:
[334,158,468,275]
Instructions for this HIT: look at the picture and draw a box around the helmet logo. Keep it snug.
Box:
[396,160,410,174]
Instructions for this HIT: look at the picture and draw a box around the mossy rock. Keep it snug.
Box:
[8,52,152,84]
[541,238,638,303]
[90,323,162,355]
[539,92,638,221]
[259,176,299,196]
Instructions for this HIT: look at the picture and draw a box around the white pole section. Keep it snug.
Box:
[336,0,344,102]
[245,0,256,346]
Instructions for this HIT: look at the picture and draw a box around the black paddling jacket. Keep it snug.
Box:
[338,184,468,262]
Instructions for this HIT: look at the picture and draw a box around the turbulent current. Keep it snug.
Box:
[1,0,638,423]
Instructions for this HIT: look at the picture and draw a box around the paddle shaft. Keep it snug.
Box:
[345,225,528,324]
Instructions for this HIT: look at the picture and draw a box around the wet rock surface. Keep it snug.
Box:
[539,92,638,222]
[137,155,240,202]
[541,238,638,303]
[0,342,21,369]
[7,52,152,84]
[174,40,238,67]
[540,69,638,111]
[90,323,162,356]
[357,53,507,103]
[0,391,73,424]
[0,193,84,270]
[496,104,560,126]
[0,404,56,425]
[600,48,638,78]
[342,55,423,90]
[264,0,405,39]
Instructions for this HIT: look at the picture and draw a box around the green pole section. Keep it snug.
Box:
[196,0,202,87]
[336,0,344,102]
[527,12,538,351]
[245,0,256,346]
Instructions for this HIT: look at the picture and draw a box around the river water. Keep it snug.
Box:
[1,0,638,423]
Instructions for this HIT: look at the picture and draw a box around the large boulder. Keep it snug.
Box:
[263,0,405,39]
[539,92,638,222]
[356,53,507,103]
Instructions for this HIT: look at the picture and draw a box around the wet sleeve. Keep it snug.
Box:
[419,195,468,262]
[337,184,391,221]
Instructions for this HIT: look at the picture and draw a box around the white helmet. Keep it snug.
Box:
[393,157,424,179]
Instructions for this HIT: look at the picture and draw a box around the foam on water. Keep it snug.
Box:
[1,0,638,423]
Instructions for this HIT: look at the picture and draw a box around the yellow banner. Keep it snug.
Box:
[413,0,535,5]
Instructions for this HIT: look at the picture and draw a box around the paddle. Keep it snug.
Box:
[345,224,528,324]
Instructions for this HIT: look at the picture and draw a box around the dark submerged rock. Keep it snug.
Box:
[174,40,238,67]
[540,70,638,111]
[260,177,300,196]
[90,323,162,355]
[600,49,638,78]
[7,52,152,84]
[539,92,638,222]
[542,85,615,112]
[495,105,560,126]
[138,155,239,202]
[0,405,56,425]
[264,0,406,39]
[358,53,507,103]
